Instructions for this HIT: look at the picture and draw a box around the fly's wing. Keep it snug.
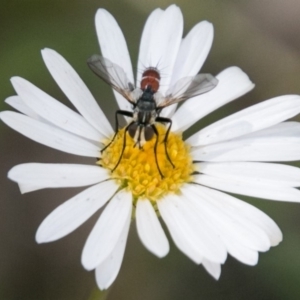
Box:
[157,74,218,108]
[88,55,136,104]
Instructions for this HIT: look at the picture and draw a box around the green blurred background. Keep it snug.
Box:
[1,0,300,299]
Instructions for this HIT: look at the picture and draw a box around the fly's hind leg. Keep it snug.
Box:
[101,110,133,154]
[156,116,175,168]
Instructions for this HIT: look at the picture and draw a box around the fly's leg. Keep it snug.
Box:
[111,121,134,173]
[101,110,133,153]
[156,116,175,168]
[133,125,143,149]
[151,124,164,178]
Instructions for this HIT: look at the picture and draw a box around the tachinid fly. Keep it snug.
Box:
[88,55,218,177]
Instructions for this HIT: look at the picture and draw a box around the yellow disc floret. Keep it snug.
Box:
[99,124,194,202]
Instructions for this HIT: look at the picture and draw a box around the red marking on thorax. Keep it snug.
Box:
[140,68,161,92]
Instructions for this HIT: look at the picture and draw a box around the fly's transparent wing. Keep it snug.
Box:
[157,74,218,108]
[88,55,136,104]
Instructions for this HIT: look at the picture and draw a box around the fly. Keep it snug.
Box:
[88,55,218,177]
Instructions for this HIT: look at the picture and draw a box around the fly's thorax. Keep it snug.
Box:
[133,103,157,125]
[138,88,156,108]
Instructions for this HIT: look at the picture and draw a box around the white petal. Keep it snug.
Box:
[159,194,227,264]
[173,196,227,263]
[199,184,282,246]
[8,163,110,193]
[41,48,113,136]
[247,120,300,139]
[191,122,300,162]
[172,67,254,132]
[95,9,134,113]
[136,8,163,86]
[136,199,169,258]
[196,162,300,187]
[95,210,131,290]
[163,21,214,118]
[194,174,300,202]
[81,190,132,271]
[202,259,221,280]
[18,183,41,194]
[188,95,300,146]
[213,190,282,247]
[0,111,100,157]
[224,241,259,266]
[184,186,263,261]
[137,5,183,96]
[183,184,274,251]
[171,21,214,84]
[157,196,203,264]
[36,180,118,243]
[11,77,103,142]
[5,95,40,119]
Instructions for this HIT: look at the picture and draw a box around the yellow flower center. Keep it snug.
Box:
[99,124,194,202]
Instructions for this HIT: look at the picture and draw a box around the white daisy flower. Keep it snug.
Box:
[1,4,300,290]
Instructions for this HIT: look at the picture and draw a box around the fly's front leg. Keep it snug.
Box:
[151,124,164,178]
[112,121,134,173]
[101,110,133,153]
[134,125,144,149]
[156,116,175,168]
